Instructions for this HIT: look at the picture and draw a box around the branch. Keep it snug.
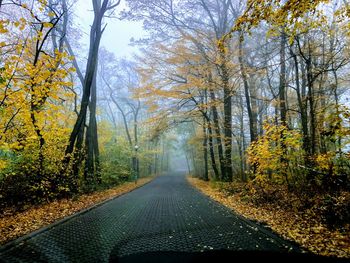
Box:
[106,0,121,11]
[63,38,84,86]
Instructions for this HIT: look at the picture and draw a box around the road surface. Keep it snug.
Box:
[0,172,309,263]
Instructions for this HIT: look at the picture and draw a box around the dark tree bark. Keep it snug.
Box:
[279,30,287,126]
[296,36,318,155]
[279,30,290,188]
[222,74,233,181]
[239,32,257,143]
[218,45,233,182]
[202,118,209,181]
[209,88,226,180]
[290,43,309,153]
[238,93,246,180]
[85,69,100,183]
[207,120,219,180]
[306,54,317,155]
[64,0,120,179]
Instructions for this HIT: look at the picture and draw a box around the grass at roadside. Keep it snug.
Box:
[187,176,350,258]
[0,177,153,245]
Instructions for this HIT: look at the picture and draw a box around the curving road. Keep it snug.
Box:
[0,172,314,263]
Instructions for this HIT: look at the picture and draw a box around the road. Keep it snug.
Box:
[0,172,308,263]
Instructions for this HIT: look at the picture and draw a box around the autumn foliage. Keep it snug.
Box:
[125,0,350,256]
[0,1,77,207]
[0,0,349,257]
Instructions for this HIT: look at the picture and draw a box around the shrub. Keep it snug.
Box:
[247,122,304,189]
[100,139,132,187]
[0,148,76,209]
[320,192,350,229]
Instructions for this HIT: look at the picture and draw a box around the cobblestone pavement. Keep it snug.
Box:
[1,172,304,263]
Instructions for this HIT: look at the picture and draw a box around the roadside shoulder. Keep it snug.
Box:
[187,176,350,259]
[0,177,154,247]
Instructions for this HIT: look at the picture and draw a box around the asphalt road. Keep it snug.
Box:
[0,172,316,263]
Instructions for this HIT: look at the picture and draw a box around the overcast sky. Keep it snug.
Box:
[74,0,145,59]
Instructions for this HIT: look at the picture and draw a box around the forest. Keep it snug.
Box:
[0,0,349,258]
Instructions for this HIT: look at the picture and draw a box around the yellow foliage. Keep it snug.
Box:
[235,0,329,32]
[315,153,335,171]
[247,122,303,185]
[0,19,9,34]
[0,5,75,176]
[0,159,7,170]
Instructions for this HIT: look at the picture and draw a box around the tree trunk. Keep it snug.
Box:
[306,58,317,155]
[209,88,226,180]
[239,33,257,143]
[290,44,309,154]
[207,120,219,180]
[202,119,209,181]
[65,15,102,157]
[222,57,233,182]
[154,140,159,175]
[279,30,289,189]
[280,30,287,126]
[85,69,100,184]
[64,0,113,179]
[133,101,140,176]
[238,94,247,181]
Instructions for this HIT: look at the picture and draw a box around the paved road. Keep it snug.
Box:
[1,172,305,262]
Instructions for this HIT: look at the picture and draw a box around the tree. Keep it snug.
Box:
[0,0,77,204]
[64,0,120,184]
[125,0,242,181]
[99,54,142,176]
